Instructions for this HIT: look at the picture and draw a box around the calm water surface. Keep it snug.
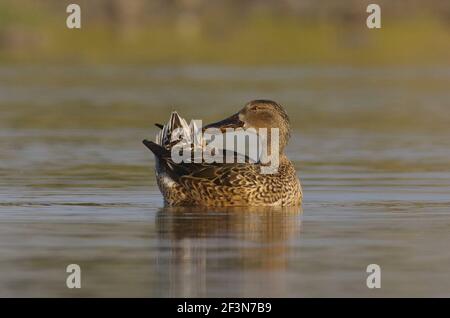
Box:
[0,66,450,297]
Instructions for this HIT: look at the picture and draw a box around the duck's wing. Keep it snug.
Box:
[142,139,260,186]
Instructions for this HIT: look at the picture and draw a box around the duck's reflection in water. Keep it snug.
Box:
[155,206,302,297]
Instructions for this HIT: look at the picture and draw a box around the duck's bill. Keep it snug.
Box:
[203,113,244,132]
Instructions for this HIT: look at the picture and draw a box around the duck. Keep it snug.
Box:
[143,99,302,207]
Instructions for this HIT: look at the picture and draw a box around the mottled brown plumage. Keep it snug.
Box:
[143,100,302,206]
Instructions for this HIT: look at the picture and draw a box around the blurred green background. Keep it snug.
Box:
[1,0,450,65]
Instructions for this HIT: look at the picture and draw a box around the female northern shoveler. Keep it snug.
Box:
[143,100,302,207]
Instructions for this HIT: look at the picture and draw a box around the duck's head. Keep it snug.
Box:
[204,99,291,152]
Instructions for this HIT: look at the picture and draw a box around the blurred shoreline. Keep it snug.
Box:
[0,0,449,66]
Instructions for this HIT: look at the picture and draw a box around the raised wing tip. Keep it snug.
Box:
[142,139,151,147]
[143,139,171,160]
